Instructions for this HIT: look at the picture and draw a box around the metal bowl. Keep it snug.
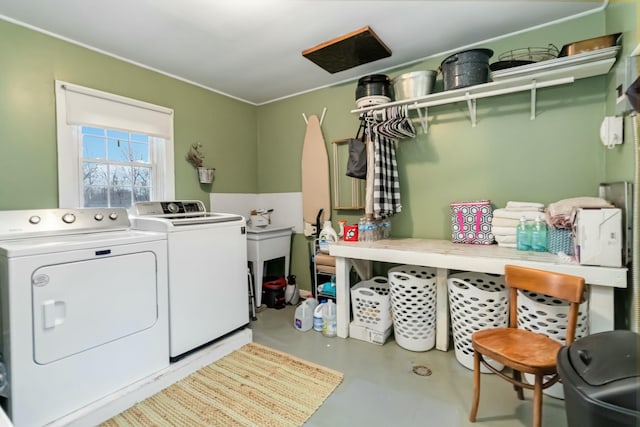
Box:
[392,70,437,100]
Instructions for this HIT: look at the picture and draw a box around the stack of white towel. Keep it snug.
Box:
[492,201,545,248]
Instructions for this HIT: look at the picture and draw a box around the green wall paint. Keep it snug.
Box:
[0,4,636,294]
[257,10,638,290]
[604,0,638,183]
[0,20,258,211]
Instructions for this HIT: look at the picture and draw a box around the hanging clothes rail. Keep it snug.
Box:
[352,76,575,129]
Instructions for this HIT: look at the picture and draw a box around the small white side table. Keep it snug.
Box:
[246,225,293,307]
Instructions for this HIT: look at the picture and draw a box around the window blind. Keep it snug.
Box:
[57,81,173,139]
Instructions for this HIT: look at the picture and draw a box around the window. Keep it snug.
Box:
[55,81,175,208]
[81,126,155,207]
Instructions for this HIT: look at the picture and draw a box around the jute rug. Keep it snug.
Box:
[101,342,344,427]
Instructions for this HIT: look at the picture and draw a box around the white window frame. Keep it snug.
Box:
[55,80,175,208]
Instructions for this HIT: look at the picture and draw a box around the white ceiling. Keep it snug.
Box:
[0,0,606,105]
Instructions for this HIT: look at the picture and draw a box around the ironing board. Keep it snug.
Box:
[301,114,331,225]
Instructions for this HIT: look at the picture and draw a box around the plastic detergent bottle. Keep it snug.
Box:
[318,221,338,253]
[294,298,315,331]
[531,215,548,252]
[322,300,337,337]
[516,216,531,251]
[313,301,325,331]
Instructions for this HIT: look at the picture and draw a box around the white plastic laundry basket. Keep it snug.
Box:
[448,272,509,372]
[388,265,437,352]
[518,287,589,399]
[350,277,392,332]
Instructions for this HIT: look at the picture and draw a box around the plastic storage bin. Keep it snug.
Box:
[518,287,589,399]
[388,265,437,351]
[448,272,509,371]
[558,330,640,427]
[350,277,392,332]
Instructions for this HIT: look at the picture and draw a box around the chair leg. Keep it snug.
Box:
[533,373,543,427]
[513,370,524,400]
[469,350,481,422]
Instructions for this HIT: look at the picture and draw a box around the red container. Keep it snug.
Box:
[344,225,359,241]
[262,276,286,309]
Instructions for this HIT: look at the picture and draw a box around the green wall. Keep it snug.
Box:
[259,8,637,290]
[257,13,617,223]
[0,3,636,294]
[604,0,638,181]
[0,20,258,210]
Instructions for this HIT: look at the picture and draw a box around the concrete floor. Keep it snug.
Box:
[250,304,568,427]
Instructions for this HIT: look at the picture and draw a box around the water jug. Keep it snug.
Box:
[294,299,313,331]
[322,300,337,337]
[313,302,325,331]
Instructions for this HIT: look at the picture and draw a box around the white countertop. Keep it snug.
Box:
[330,238,627,287]
[329,237,627,345]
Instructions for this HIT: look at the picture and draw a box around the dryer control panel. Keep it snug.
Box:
[0,208,130,239]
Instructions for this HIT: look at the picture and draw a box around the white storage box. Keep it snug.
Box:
[574,208,622,267]
[350,277,392,332]
[349,321,392,345]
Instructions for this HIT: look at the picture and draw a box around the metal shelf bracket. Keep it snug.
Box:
[415,103,428,133]
[465,93,477,127]
[530,79,537,120]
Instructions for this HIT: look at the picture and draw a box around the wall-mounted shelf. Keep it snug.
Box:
[351,56,617,129]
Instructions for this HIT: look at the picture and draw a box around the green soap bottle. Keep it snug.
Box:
[531,215,548,252]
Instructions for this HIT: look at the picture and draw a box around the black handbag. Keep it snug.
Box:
[346,121,367,180]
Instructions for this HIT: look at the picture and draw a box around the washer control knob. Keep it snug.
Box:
[29,215,41,225]
[108,212,119,221]
[94,213,104,221]
[167,203,179,214]
[62,213,76,224]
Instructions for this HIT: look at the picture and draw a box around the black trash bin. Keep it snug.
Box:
[557,330,640,427]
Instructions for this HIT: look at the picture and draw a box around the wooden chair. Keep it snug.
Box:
[469,264,585,427]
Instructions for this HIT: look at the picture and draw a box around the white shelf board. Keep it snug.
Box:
[351,57,617,115]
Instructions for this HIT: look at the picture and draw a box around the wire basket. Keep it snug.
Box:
[518,287,589,399]
[497,44,559,62]
[448,272,509,372]
[547,227,574,255]
[350,277,392,332]
[388,265,437,352]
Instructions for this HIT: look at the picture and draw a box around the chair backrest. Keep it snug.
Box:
[504,265,586,345]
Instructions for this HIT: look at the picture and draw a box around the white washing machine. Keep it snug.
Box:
[0,207,169,427]
[130,200,249,359]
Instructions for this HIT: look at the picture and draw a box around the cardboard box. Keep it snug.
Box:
[574,208,622,267]
[349,321,392,345]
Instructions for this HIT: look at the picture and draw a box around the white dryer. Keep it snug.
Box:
[0,208,169,427]
[130,200,249,359]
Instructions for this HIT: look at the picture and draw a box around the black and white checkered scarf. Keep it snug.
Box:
[372,130,401,219]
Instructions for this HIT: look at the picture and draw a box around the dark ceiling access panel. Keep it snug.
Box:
[302,26,391,73]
